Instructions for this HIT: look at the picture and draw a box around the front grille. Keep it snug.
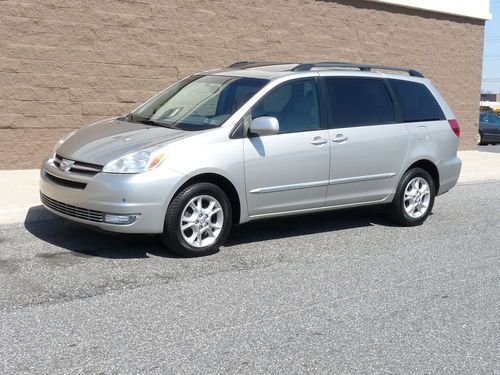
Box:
[43,171,87,190]
[41,193,104,223]
[54,154,103,176]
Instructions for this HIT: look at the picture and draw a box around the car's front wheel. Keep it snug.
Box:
[162,183,232,257]
[477,132,486,146]
[389,168,435,226]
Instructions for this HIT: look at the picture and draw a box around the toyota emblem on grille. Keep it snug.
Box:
[59,158,75,172]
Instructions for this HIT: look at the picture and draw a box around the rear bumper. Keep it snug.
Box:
[39,157,183,233]
[437,156,462,195]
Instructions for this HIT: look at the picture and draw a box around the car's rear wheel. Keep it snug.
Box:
[389,168,435,226]
[162,183,232,257]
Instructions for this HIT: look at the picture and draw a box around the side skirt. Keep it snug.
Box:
[246,195,392,221]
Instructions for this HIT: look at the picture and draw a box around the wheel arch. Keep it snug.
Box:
[171,173,241,225]
[405,159,440,192]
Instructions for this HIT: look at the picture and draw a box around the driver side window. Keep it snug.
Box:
[252,79,320,134]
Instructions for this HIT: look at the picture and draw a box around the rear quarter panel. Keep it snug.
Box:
[407,86,460,194]
[387,77,460,195]
[403,119,461,195]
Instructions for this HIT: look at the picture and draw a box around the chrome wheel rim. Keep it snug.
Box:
[477,133,481,145]
[180,195,224,248]
[404,177,431,219]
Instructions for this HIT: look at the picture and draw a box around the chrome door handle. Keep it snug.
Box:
[331,134,348,143]
[310,137,328,146]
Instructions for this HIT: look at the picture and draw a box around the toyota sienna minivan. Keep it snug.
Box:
[40,62,462,256]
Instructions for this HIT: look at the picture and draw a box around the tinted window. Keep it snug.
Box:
[252,79,320,133]
[389,79,445,123]
[325,78,396,127]
[480,113,500,124]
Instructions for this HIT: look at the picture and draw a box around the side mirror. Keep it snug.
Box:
[249,116,279,136]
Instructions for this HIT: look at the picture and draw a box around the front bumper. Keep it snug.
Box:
[39,157,183,233]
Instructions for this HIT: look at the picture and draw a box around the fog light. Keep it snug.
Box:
[104,214,140,225]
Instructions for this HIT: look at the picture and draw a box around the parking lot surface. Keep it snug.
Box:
[1,181,499,374]
[479,144,500,153]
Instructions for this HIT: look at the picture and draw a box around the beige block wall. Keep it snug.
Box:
[0,0,484,169]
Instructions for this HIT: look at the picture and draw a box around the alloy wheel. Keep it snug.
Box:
[403,177,431,219]
[179,195,224,248]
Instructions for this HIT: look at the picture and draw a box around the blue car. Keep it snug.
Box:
[478,112,500,145]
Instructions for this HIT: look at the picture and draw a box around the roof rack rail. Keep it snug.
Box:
[228,61,294,69]
[292,62,425,78]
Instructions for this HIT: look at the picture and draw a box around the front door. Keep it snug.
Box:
[244,78,330,216]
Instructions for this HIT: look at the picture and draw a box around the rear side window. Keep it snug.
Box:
[324,78,396,128]
[389,79,445,123]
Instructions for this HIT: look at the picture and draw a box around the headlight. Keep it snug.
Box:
[53,130,77,153]
[102,145,167,174]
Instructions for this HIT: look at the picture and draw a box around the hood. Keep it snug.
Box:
[56,118,197,165]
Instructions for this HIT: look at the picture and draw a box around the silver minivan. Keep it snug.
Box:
[40,62,462,256]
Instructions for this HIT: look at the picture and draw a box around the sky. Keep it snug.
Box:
[482,0,500,93]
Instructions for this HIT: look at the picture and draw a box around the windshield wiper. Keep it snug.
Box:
[123,113,175,129]
[136,119,176,129]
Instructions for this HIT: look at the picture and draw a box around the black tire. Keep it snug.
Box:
[162,182,232,257]
[389,167,435,226]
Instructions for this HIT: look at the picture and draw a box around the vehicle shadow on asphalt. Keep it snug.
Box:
[24,205,398,259]
[226,205,396,247]
[24,206,169,259]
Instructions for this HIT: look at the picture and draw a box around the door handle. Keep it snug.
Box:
[310,137,328,146]
[331,134,348,143]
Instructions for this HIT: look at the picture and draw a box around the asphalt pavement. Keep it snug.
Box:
[0,181,499,374]
[478,144,500,153]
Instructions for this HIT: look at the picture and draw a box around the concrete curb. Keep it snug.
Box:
[455,150,500,183]
[0,169,44,226]
[1,150,499,226]
[1,205,56,226]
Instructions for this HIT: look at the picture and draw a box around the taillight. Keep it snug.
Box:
[448,119,460,137]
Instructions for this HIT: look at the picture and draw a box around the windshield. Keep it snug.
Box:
[130,75,268,130]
